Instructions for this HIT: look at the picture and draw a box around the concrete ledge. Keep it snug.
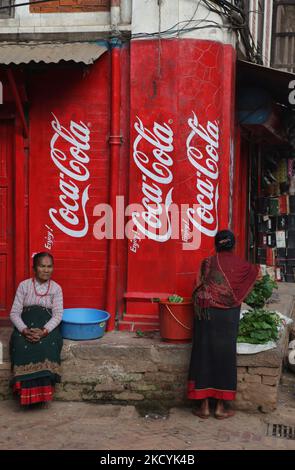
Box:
[55,325,289,412]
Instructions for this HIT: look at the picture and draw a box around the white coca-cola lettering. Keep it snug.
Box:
[186,112,219,237]
[49,113,91,238]
[132,117,174,242]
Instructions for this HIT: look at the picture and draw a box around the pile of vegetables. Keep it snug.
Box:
[151,295,184,303]
[168,294,183,303]
[245,274,277,308]
[238,274,281,344]
[237,308,282,344]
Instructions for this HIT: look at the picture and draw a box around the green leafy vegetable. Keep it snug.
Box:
[168,294,183,303]
[135,329,145,337]
[237,308,282,344]
[245,274,277,308]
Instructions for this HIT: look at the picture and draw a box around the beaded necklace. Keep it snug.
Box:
[33,278,51,297]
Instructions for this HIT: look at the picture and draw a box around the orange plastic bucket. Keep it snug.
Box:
[159,299,194,343]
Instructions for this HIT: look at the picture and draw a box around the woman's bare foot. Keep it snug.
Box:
[192,398,210,419]
[215,400,235,419]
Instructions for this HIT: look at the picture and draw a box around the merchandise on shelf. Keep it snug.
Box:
[256,152,295,282]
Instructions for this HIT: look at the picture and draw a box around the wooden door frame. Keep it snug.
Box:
[14,116,29,288]
[0,112,28,325]
[0,113,14,321]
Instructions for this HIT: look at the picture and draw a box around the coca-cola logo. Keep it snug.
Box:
[186,112,219,237]
[49,113,91,238]
[132,116,174,243]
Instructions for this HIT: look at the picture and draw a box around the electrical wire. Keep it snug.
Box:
[202,0,262,63]
[176,0,203,35]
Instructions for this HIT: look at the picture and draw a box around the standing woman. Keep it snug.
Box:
[10,252,63,406]
[188,230,260,419]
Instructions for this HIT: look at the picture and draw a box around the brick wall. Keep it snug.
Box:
[52,331,287,412]
[0,330,289,411]
[29,0,110,14]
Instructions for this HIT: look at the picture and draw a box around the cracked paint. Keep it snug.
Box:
[125,39,236,324]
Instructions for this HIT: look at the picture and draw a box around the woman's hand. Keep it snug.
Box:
[22,328,39,343]
[22,328,48,342]
[30,328,49,341]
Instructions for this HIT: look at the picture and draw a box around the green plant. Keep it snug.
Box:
[245,274,278,308]
[237,308,282,344]
[168,294,183,303]
[135,329,144,337]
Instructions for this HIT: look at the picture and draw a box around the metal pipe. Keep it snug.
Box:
[120,0,132,24]
[111,0,121,30]
[106,39,122,330]
[6,69,29,139]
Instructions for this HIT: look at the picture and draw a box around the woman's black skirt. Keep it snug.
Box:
[10,305,63,405]
[187,306,240,401]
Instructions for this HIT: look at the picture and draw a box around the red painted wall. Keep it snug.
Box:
[0,70,28,319]
[28,54,111,309]
[1,40,246,330]
[124,39,236,324]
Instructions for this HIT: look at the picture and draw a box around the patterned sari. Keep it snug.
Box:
[10,305,63,405]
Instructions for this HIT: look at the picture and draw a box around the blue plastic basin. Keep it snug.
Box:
[61,308,110,341]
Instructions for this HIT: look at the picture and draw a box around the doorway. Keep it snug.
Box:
[0,119,14,318]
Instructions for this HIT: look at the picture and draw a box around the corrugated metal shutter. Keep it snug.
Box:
[0,42,108,65]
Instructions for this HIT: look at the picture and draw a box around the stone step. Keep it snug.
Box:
[120,314,159,323]
[0,362,11,400]
[118,320,159,332]
[0,327,12,362]
[0,361,11,376]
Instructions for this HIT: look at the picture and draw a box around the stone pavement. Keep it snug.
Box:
[0,374,294,450]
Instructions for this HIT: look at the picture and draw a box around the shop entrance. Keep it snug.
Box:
[249,139,295,282]
[0,119,14,318]
[237,61,295,282]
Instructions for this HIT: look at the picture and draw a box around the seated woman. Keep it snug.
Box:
[10,252,63,406]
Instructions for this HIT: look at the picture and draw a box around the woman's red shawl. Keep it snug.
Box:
[193,251,260,315]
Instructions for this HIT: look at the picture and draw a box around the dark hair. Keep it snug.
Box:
[215,230,235,252]
[33,252,54,269]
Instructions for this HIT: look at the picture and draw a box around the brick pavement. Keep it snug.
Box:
[0,378,294,450]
